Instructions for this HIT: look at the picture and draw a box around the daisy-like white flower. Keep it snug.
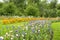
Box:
[26,26,28,30]
[22,34,24,37]
[38,30,40,32]
[6,32,8,35]
[6,32,10,36]
[37,30,40,33]
[0,36,4,40]
[11,37,13,40]
[16,34,19,37]
[25,33,27,35]
[23,39,25,40]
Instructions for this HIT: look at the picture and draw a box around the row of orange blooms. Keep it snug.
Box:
[2,17,60,24]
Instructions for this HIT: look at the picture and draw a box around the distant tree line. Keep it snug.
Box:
[0,0,60,17]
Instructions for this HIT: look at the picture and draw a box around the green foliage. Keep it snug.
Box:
[0,3,5,15]
[3,3,17,15]
[49,9,57,17]
[57,10,60,17]
[0,0,60,17]
[9,0,26,13]
[25,5,40,16]
[56,4,60,10]
[49,0,57,9]
[37,0,48,17]
[0,2,21,16]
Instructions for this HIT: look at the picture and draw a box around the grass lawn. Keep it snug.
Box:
[51,22,60,40]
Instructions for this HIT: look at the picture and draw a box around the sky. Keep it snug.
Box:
[58,0,60,3]
[0,0,3,2]
[0,0,60,3]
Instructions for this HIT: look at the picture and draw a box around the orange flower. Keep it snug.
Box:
[9,19,16,23]
[2,19,10,24]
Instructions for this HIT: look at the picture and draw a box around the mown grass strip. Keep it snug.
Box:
[51,22,60,40]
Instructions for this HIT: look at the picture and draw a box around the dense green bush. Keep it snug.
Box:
[25,5,40,16]
[57,10,60,17]
[3,3,20,16]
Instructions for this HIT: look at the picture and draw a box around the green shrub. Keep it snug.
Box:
[25,5,40,17]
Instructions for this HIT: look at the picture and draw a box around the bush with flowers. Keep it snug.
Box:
[2,17,60,24]
[9,18,16,23]
[2,19,10,24]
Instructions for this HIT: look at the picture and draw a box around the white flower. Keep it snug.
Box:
[11,38,13,40]
[6,33,10,36]
[25,33,27,35]
[22,34,24,37]
[26,26,28,30]
[0,36,4,40]
[23,39,25,40]
[38,30,40,32]
[16,34,19,37]
[6,32,8,35]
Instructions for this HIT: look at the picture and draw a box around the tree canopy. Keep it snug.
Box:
[0,0,60,17]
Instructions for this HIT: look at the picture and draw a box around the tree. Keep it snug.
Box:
[0,3,5,15]
[37,0,48,17]
[57,10,60,17]
[2,2,21,16]
[47,0,57,17]
[9,0,26,14]
[25,5,40,16]
[0,0,59,17]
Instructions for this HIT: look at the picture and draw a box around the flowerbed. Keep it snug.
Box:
[0,20,53,40]
[2,17,60,24]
